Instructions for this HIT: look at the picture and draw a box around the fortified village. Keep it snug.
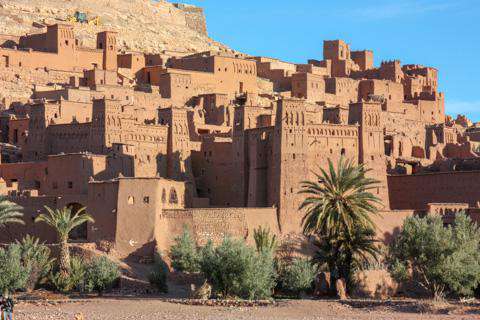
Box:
[1,0,479,260]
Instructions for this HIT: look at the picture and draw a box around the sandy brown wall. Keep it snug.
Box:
[388,171,480,210]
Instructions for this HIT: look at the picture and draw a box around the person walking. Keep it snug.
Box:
[1,292,14,320]
[0,295,3,320]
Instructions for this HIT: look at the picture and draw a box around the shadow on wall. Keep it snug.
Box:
[277,232,315,260]
[0,40,16,49]
[382,226,401,245]
[125,240,157,263]
[351,270,398,299]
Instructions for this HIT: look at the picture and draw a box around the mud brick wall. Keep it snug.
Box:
[157,207,278,251]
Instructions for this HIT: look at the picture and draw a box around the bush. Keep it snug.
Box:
[169,227,200,273]
[199,238,276,300]
[253,226,277,254]
[388,213,480,298]
[50,255,86,293]
[13,235,54,291]
[149,253,168,293]
[84,256,120,294]
[0,245,31,294]
[279,258,316,296]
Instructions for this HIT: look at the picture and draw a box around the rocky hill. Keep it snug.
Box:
[0,0,229,53]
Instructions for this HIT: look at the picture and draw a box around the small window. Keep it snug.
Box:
[67,181,73,189]
[143,196,150,204]
[162,189,166,203]
[169,188,178,204]
[128,196,134,205]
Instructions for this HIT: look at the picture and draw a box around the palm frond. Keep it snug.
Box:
[298,156,380,238]
[35,206,94,240]
[0,197,24,226]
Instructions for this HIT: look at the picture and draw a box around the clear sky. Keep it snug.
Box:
[182,0,480,120]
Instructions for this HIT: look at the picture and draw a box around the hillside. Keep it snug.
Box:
[0,0,229,53]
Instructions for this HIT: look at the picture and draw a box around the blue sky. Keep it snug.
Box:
[181,0,480,120]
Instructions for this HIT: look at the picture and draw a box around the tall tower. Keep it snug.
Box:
[158,108,194,183]
[46,24,75,55]
[351,101,390,209]
[97,31,117,71]
[272,99,310,232]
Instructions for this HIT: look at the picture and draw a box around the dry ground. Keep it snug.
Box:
[16,298,480,320]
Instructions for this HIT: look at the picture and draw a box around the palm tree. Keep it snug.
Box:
[312,226,380,291]
[35,206,94,275]
[299,157,381,238]
[298,157,381,293]
[0,196,24,227]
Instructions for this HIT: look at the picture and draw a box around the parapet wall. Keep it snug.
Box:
[156,207,278,251]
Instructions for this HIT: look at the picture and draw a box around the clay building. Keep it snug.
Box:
[1,24,478,259]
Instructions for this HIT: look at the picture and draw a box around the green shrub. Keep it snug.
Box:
[0,245,31,294]
[253,226,277,254]
[241,250,277,299]
[84,256,120,294]
[13,235,54,291]
[50,255,86,293]
[279,258,316,296]
[169,227,200,273]
[199,238,276,300]
[148,252,169,293]
[388,213,480,299]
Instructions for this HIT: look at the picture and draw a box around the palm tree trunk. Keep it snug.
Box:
[329,246,340,296]
[59,236,71,275]
[342,251,353,295]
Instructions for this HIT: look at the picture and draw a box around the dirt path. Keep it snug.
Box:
[15,299,480,320]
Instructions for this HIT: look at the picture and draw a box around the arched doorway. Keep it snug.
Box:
[67,203,88,241]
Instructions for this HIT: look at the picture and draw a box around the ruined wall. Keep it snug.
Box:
[172,3,208,36]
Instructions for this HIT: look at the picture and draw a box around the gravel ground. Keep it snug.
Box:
[15,299,480,320]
